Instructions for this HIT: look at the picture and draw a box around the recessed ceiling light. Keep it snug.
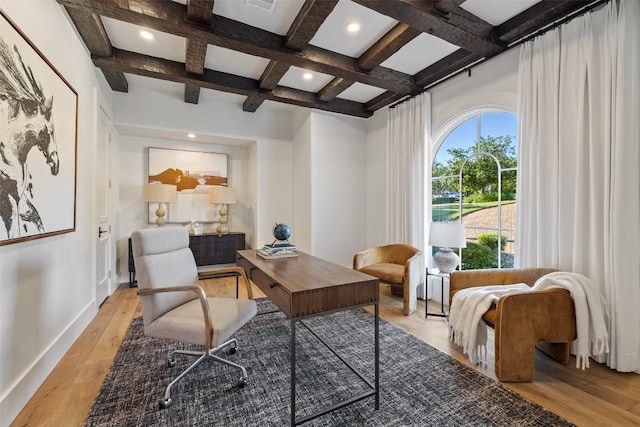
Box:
[346,22,361,33]
[187,133,196,139]
[140,30,154,40]
[302,72,313,81]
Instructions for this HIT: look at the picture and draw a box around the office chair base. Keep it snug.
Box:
[159,338,247,410]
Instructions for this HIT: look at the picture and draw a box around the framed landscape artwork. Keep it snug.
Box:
[147,147,228,224]
[0,11,78,246]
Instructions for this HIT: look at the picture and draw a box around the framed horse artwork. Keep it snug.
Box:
[0,10,78,246]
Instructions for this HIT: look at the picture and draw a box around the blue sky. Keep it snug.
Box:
[435,112,517,164]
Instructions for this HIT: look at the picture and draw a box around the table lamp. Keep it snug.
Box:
[209,186,236,235]
[144,183,177,226]
[428,222,466,273]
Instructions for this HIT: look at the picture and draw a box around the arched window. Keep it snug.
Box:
[432,111,517,269]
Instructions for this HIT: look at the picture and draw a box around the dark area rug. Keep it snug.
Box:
[84,298,573,426]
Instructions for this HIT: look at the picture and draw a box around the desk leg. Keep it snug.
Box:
[290,318,296,427]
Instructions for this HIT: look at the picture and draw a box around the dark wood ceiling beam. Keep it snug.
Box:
[368,49,482,111]
[433,0,467,14]
[317,78,355,102]
[62,6,129,91]
[185,38,207,75]
[497,0,593,43]
[243,0,338,113]
[353,0,504,57]
[365,91,408,112]
[183,1,214,104]
[64,7,112,56]
[413,48,481,87]
[285,0,339,51]
[319,21,420,104]
[242,61,290,112]
[242,97,265,113]
[184,84,201,103]
[187,0,214,23]
[259,61,291,90]
[93,48,371,117]
[101,69,129,92]
[57,0,419,95]
[357,23,421,71]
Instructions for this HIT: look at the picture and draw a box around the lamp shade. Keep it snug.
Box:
[428,222,467,248]
[209,186,236,204]
[144,183,177,203]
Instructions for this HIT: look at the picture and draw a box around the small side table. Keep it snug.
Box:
[426,269,449,319]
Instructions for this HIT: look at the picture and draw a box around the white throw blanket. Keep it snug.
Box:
[448,272,609,369]
[449,283,530,365]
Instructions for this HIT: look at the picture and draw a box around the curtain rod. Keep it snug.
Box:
[388,0,610,110]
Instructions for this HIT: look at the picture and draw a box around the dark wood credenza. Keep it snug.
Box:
[128,231,245,286]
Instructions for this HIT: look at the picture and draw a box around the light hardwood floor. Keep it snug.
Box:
[11,278,640,427]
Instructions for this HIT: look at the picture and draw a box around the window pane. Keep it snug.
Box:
[433,115,478,179]
[431,111,518,271]
[480,112,518,162]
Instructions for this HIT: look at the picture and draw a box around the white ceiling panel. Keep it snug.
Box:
[309,0,397,58]
[461,0,540,26]
[278,66,334,92]
[125,74,184,97]
[213,0,305,35]
[382,33,459,75]
[337,82,386,103]
[101,17,186,63]
[205,46,270,80]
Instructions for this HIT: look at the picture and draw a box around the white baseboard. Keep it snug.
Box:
[0,301,96,426]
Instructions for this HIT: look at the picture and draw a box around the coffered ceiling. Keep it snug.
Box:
[58,0,599,118]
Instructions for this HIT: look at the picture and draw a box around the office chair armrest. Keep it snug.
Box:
[198,266,254,299]
[138,285,215,348]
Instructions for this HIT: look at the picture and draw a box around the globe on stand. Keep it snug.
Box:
[272,223,291,245]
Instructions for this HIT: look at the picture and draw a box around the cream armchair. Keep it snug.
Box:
[131,226,257,409]
[353,244,424,315]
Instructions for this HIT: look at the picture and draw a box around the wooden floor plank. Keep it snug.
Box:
[10,280,640,427]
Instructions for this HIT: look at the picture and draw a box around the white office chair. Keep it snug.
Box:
[131,226,257,409]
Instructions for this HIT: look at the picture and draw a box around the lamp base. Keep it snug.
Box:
[216,204,229,235]
[433,248,460,273]
[155,203,166,227]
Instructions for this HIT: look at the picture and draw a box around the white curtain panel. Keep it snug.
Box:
[387,92,431,299]
[517,0,640,372]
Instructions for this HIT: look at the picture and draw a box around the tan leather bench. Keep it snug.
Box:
[449,268,577,381]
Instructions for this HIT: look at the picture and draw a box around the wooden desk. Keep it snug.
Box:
[236,250,380,426]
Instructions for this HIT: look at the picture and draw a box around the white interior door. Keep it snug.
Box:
[96,107,111,306]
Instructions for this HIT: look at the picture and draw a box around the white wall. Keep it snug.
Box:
[292,109,313,253]
[114,134,253,281]
[112,87,299,278]
[364,108,388,248]
[0,0,112,424]
[430,49,519,146]
[308,112,368,266]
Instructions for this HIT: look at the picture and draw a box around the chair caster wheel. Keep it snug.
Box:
[237,378,246,388]
[159,397,172,409]
[167,359,176,368]
[229,346,237,354]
